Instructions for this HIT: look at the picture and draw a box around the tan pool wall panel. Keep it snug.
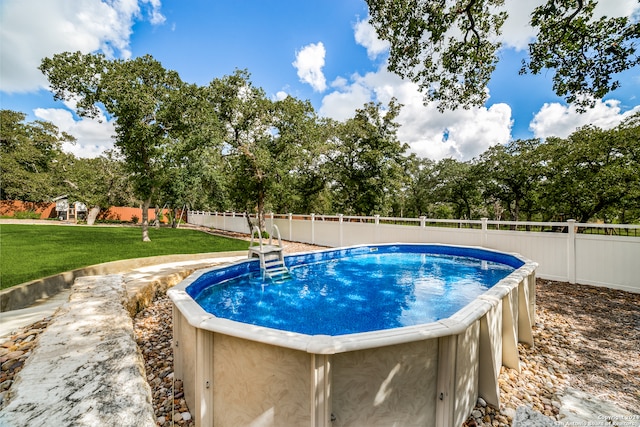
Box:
[331,339,439,425]
[454,321,481,427]
[173,306,197,412]
[212,333,312,426]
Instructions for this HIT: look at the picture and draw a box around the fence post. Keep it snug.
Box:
[481,218,488,247]
[567,219,576,284]
[374,215,380,243]
[311,213,315,245]
[420,216,427,243]
[339,214,344,247]
[288,213,293,242]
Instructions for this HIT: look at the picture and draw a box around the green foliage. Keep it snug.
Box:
[329,99,409,215]
[207,69,330,228]
[0,225,248,289]
[539,115,640,222]
[367,0,506,111]
[523,0,640,111]
[252,230,270,239]
[366,0,639,110]
[53,151,135,211]
[5,41,636,227]
[39,52,205,240]
[12,211,42,219]
[0,110,73,201]
[430,158,481,219]
[475,139,543,220]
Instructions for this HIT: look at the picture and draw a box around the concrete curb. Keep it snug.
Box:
[0,251,248,312]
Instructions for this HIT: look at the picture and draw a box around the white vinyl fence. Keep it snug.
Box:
[188,211,640,293]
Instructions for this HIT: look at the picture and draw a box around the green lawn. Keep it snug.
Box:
[0,224,248,289]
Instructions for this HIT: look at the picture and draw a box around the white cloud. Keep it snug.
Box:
[34,107,116,158]
[0,0,165,93]
[274,91,289,101]
[530,100,640,139]
[593,0,640,21]
[319,77,372,121]
[292,42,327,92]
[142,0,166,25]
[320,68,513,161]
[353,17,390,59]
[499,0,544,50]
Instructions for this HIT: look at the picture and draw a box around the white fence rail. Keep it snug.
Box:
[188,211,640,293]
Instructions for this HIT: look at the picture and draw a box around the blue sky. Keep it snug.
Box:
[1,0,639,159]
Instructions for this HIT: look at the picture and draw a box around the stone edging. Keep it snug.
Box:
[0,251,248,312]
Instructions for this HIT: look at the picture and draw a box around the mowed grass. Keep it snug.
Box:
[0,224,248,289]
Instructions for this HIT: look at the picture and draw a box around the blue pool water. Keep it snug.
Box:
[190,245,519,336]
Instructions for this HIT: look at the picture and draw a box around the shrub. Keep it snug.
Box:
[13,211,41,219]
[252,230,270,239]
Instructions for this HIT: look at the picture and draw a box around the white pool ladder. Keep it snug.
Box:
[248,224,290,280]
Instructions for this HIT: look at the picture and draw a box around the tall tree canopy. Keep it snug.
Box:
[366,0,640,110]
[40,52,197,240]
[53,151,134,225]
[329,99,408,215]
[476,139,543,221]
[207,69,330,229]
[206,69,278,230]
[540,117,640,222]
[0,110,72,202]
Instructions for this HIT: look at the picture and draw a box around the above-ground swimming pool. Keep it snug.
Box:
[169,244,537,427]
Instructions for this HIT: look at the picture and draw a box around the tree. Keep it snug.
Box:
[148,82,227,226]
[612,112,640,223]
[40,52,194,241]
[523,0,640,111]
[267,96,333,215]
[0,109,72,202]
[205,70,276,230]
[540,119,640,222]
[329,100,409,215]
[430,158,480,219]
[53,151,134,225]
[402,156,446,218]
[366,0,639,110]
[476,139,543,221]
[206,70,330,228]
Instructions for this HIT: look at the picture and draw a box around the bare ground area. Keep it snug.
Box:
[534,280,640,412]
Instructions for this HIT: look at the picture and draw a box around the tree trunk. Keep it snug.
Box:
[170,208,178,228]
[141,198,151,242]
[245,211,255,234]
[86,206,101,226]
[257,188,266,231]
[153,205,160,228]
